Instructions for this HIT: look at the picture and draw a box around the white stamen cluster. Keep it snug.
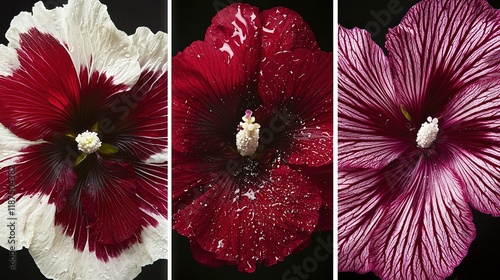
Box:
[236,110,260,156]
[75,130,102,154]
[416,116,439,148]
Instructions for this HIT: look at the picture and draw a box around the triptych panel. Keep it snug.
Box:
[2,1,500,280]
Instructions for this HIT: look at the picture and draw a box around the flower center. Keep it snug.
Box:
[236,110,260,156]
[75,130,102,154]
[416,116,439,148]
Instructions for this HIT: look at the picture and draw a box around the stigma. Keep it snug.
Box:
[416,116,439,148]
[75,130,102,154]
[236,110,260,156]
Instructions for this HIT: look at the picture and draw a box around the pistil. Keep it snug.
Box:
[416,116,439,148]
[236,110,260,156]
[75,130,102,154]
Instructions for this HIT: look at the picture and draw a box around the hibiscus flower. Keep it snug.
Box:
[0,0,168,279]
[338,0,500,279]
[172,3,332,273]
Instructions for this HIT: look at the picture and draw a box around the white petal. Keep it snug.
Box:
[0,195,53,250]
[130,27,168,73]
[6,0,140,87]
[145,147,168,164]
[0,45,20,76]
[5,2,65,50]
[0,124,43,169]
[0,195,167,280]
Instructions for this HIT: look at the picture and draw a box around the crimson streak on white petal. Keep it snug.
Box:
[338,168,393,273]
[387,0,500,118]
[450,147,500,216]
[7,0,141,87]
[0,195,167,280]
[338,27,407,170]
[440,81,500,216]
[370,161,475,280]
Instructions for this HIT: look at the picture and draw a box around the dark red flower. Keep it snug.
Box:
[0,0,167,279]
[172,3,332,272]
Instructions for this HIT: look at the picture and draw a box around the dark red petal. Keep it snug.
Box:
[308,165,333,232]
[83,160,141,245]
[257,49,332,167]
[172,41,260,154]
[259,7,319,62]
[439,81,500,216]
[55,158,143,261]
[205,3,261,68]
[0,29,79,140]
[370,158,475,279]
[132,160,168,219]
[105,70,167,161]
[387,0,500,120]
[0,140,76,207]
[173,3,264,155]
[189,240,231,268]
[171,150,216,212]
[289,163,333,232]
[338,26,408,170]
[67,67,130,133]
[290,238,311,255]
[173,157,321,272]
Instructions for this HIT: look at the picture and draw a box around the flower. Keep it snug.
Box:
[338,0,500,279]
[0,0,167,279]
[172,3,332,273]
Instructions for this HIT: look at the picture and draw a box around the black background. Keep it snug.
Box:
[0,1,167,279]
[338,0,500,279]
[172,0,332,279]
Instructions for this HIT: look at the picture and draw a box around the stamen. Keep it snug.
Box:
[416,116,439,148]
[75,130,102,154]
[236,110,260,156]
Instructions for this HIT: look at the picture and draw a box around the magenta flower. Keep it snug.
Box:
[172,3,332,272]
[338,0,500,279]
[0,0,167,279]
